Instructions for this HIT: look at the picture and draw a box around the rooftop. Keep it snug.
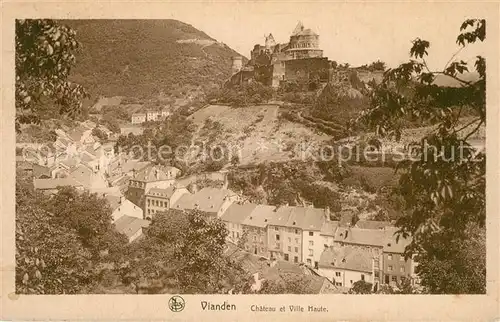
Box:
[133,164,179,182]
[114,215,150,239]
[355,220,392,230]
[334,227,387,247]
[146,187,176,199]
[319,245,373,273]
[172,187,236,214]
[242,204,277,228]
[220,203,258,225]
[34,177,83,190]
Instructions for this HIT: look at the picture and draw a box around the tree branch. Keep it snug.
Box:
[463,119,484,142]
[443,46,465,70]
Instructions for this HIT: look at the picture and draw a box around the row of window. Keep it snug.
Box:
[387,265,405,273]
[287,246,300,253]
[291,42,317,49]
[283,253,299,263]
[130,180,145,188]
[147,199,167,208]
[387,253,406,261]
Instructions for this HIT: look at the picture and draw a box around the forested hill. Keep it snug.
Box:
[61,19,246,98]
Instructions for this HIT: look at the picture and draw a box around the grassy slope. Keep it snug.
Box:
[61,19,245,99]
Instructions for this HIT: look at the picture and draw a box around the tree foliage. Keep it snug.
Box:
[16,19,88,130]
[357,19,486,294]
[349,280,373,294]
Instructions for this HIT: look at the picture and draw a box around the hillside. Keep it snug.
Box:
[61,19,245,98]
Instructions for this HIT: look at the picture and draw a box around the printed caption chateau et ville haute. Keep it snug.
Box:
[15,17,486,295]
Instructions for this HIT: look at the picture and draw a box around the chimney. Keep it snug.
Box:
[119,195,125,204]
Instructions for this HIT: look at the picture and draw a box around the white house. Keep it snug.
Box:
[114,215,150,243]
[298,207,327,269]
[220,203,257,244]
[318,245,374,289]
[106,194,144,222]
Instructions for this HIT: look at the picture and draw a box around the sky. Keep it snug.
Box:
[162,2,491,70]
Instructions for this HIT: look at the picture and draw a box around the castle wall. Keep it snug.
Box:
[284,58,330,84]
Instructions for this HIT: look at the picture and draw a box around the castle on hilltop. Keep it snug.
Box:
[228,22,334,89]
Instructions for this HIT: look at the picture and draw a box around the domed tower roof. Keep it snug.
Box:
[292,21,304,35]
[296,28,318,36]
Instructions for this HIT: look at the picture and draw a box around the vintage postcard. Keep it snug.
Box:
[1,1,499,321]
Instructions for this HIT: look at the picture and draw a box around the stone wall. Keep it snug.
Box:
[284,57,330,84]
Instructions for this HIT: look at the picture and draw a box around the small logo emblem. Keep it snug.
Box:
[168,295,185,312]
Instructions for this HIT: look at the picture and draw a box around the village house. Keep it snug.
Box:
[381,227,414,287]
[144,186,190,220]
[113,215,150,243]
[267,206,303,263]
[67,125,95,146]
[105,194,144,223]
[220,203,258,245]
[298,207,328,269]
[126,164,180,209]
[68,163,108,190]
[241,204,276,258]
[318,245,374,289]
[171,187,239,217]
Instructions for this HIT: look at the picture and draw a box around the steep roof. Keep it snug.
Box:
[133,164,178,182]
[114,215,150,239]
[334,227,386,247]
[220,203,257,225]
[319,245,373,273]
[355,220,392,230]
[146,187,175,199]
[320,221,339,236]
[242,204,276,228]
[267,206,325,231]
[172,187,236,214]
[121,160,151,174]
[34,177,83,190]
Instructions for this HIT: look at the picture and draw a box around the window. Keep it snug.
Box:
[400,266,405,273]
[288,237,291,243]
[374,258,380,269]
[295,238,299,244]
[236,232,240,238]
[274,227,278,231]
[275,242,280,249]
[159,201,163,207]
[375,271,380,278]
[295,229,299,234]
[147,199,150,206]
[284,254,289,261]
[335,272,341,277]
[306,259,311,265]
[388,265,393,271]
[388,254,393,260]
[335,282,342,286]
[400,255,405,262]
[309,241,314,247]
[308,249,313,256]
[276,234,280,241]
[361,274,365,281]
[288,246,291,252]
[294,256,298,263]
[309,232,314,236]
[295,247,298,253]
[392,276,398,283]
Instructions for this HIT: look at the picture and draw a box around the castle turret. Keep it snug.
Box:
[231,56,243,75]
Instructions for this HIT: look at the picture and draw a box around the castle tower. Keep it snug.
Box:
[265,33,276,50]
[231,56,243,75]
